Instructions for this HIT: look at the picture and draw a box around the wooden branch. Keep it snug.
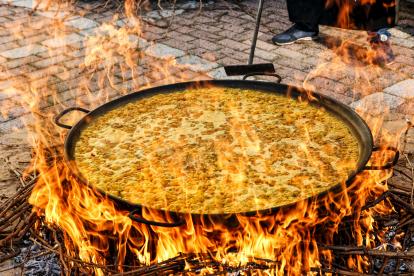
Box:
[319,244,414,259]
[377,257,389,275]
[389,192,414,215]
[310,267,373,276]
[361,191,389,211]
[0,249,21,263]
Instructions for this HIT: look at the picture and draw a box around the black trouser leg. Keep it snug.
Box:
[349,0,396,31]
[286,0,325,32]
[286,0,395,32]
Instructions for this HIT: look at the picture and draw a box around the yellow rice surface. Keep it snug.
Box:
[74,87,360,214]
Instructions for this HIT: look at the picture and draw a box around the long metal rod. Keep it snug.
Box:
[248,0,265,65]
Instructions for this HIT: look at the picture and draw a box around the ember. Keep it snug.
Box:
[0,0,414,275]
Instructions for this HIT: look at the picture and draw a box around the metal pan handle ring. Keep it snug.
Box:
[364,146,399,170]
[129,209,186,227]
[54,107,90,129]
[243,72,282,83]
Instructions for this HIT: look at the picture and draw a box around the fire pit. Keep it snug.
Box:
[54,80,399,227]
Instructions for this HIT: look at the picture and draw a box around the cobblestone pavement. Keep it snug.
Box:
[0,0,413,196]
[0,0,413,274]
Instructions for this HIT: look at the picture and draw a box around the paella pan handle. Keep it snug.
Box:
[128,209,186,228]
[364,146,399,170]
[54,107,90,129]
[242,72,282,83]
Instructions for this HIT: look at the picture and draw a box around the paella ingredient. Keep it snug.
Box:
[74,87,360,214]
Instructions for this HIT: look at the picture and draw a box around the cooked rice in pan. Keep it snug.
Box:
[75,87,360,214]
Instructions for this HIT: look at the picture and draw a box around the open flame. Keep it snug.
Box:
[1,0,407,274]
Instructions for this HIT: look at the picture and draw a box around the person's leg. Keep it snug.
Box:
[368,28,395,66]
[286,0,325,32]
[352,0,396,65]
[352,0,396,31]
[272,0,325,45]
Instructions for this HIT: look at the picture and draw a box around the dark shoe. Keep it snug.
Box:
[368,29,395,66]
[272,25,318,45]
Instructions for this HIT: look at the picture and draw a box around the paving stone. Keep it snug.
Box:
[253,40,276,52]
[384,79,414,99]
[0,42,19,54]
[397,100,414,115]
[221,24,246,34]
[65,41,83,50]
[0,67,22,80]
[0,86,22,101]
[37,10,68,19]
[350,92,405,116]
[392,37,414,49]
[3,55,39,69]
[9,0,34,9]
[26,65,65,80]
[188,30,220,41]
[207,67,241,80]
[276,57,313,72]
[63,58,83,69]
[36,47,68,58]
[32,55,68,68]
[218,38,250,51]
[395,55,414,67]
[163,39,195,51]
[388,28,412,39]
[207,67,226,79]
[0,116,24,132]
[248,48,276,61]
[200,51,218,62]
[373,71,406,91]
[144,43,185,59]
[186,46,207,57]
[194,24,222,34]
[216,57,240,66]
[22,0,56,10]
[397,65,414,77]
[64,48,85,58]
[218,29,251,41]
[176,55,218,72]
[145,9,184,20]
[273,47,306,60]
[194,15,216,24]
[174,25,194,34]
[0,6,13,16]
[142,31,163,41]
[257,31,275,42]
[318,89,354,105]
[215,47,249,62]
[65,16,98,30]
[145,24,167,35]
[166,31,195,42]
[41,33,83,48]
[30,76,57,89]
[192,39,221,51]
[0,35,16,44]
[0,44,47,59]
[116,19,128,28]
[80,28,98,36]
[55,67,84,80]
[384,118,412,131]
[16,33,49,47]
[128,35,150,49]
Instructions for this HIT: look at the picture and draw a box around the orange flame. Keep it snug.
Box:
[0,0,404,274]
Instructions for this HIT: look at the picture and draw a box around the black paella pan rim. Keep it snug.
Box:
[60,80,378,220]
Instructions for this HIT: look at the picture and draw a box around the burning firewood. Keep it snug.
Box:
[0,0,413,274]
[1,126,413,274]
